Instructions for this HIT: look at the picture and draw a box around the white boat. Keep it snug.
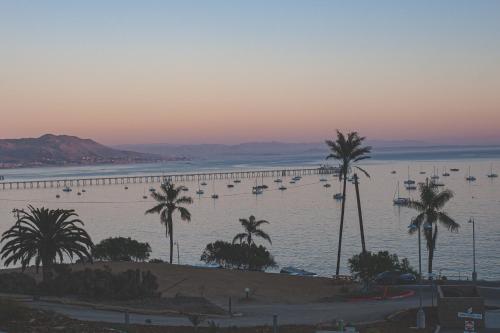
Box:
[292,176,302,181]
[405,184,417,190]
[252,179,263,195]
[404,166,415,184]
[211,180,218,199]
[149,187,156,192]
[274,178,283,183]
[393,181,409,205]
[280,266,317,277]
[333,193,344,200]
[487,164,498,178]
[466,166,476,182]
[196,180,204,195]
[252,187,263,195]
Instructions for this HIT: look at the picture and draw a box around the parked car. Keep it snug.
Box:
[375,271,417,285]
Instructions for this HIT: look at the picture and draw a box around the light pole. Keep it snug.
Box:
[468,218,477,282]
[409,220,425,329]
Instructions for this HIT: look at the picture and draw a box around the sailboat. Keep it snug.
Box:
[466,166,476,182]
[252,179,263,195]
[442,167,450,177]
[211,180,218,199]
[430,166,440,180]
[142,187,148,199]
[404,166,415,185]
[393,181,409,205]
[419,166,426,175]
[487,164,498,178]
[196,180,204,195]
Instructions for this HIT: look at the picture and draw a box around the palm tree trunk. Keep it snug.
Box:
[428,225,438,277]
[169,225,174,264]
[41,256,51,283]
[336,173,348,276]
[353,173,366,253]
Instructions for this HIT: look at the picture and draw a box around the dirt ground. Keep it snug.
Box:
[3,261,347,304]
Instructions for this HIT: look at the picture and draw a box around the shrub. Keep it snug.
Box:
[201,241,276,271]
[93,237,151,262]
[40,266,159,300]
[348,251,416,284]
[0,272,37,294]
[149,258,165,263]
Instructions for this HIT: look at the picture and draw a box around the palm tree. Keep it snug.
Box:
[232,215,271,245]
[145,180,193,264]
[326,130,371,276]
[0,206,93,282]
[404,179,459,275]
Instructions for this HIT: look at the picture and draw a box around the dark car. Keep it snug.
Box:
[375,271,417,285]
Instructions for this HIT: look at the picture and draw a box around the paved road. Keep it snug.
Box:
[20,286,500,327]
[27,293,433,327]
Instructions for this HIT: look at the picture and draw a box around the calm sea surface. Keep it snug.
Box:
[1,148,500,280]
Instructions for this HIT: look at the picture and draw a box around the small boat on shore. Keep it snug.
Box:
[149,187,156,192]
[278,185,287,191]
[200,182,207,186]
[233,179,241,183]
[333,192,344,200]
[391,170,396,174]
[450,168,460,172]
[274,178,283,183]
[227,183,234,188]
[62,186,72,192]
[319,178,328,182]
[323,183,331,188]
[280,266,317,277]
[405,184,417,190]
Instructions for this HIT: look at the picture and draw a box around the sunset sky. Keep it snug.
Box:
[1,1,499,145]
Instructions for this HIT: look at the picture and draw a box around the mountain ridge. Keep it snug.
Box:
[0,134,168,169]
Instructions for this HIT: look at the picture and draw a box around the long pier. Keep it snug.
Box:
[0,167,338,190]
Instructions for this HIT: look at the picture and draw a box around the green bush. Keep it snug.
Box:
[93,237,151,262]
[40,266,159,300]
[0,272,37,294]
[348,251,417,284]
[201,241,276,271]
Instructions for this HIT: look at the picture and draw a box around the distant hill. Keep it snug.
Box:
[0,134,168,169]
[115,139,429,160]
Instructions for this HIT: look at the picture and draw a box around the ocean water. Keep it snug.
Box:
[1,148,500,280]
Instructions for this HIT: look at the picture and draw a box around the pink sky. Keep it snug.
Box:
[1,1,499,145]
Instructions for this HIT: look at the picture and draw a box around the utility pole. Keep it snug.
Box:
[469,218,477,282]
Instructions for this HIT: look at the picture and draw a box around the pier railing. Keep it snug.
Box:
[0,167,339,190]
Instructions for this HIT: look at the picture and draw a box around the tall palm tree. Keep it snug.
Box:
[326,130,371,276]
[0,206,93,282]
[145,180,193,264]
[404,180,459,275]
[232,215,271,245]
